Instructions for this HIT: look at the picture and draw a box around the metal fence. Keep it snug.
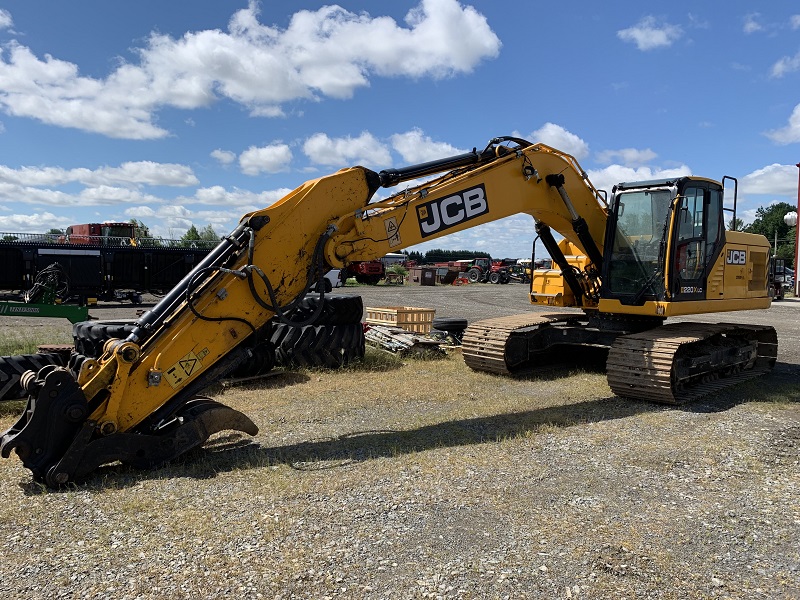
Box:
[0,232,219,250]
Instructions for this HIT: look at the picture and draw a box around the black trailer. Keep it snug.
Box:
[0,233,214,302]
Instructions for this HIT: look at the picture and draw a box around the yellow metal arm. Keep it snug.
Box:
[325,143,607,267]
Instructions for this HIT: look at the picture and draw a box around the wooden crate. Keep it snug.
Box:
[365,306,436,333]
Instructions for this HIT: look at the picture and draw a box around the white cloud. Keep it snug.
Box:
[102,162,198,186]
[211,149,236,165]
[0,43,170,139]
[586,164,692,194]
[792,15,800,30]
[740,163,798,196]
[0,9,12,30]
[0,161,198,187]
[239,144,292,175]
[528,123,589,160]
[765,103,800,144]
[0,212,71,232]
[79,185,163,204]
[0,0,500,139]
[390,128,464,163]
[0,170,295,237]
[595,147,657,167]
[188,185,292,207]
[303,131,391,168]
[125,205,157,218]
[617,16,682,51]
[743,13,763,34]
[0,180,164,208]
[122,188,292,237]
[770,51,800,78]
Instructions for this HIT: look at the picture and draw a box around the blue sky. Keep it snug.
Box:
[0,0,799,259]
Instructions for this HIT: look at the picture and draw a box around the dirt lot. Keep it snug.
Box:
[1,282,799,599]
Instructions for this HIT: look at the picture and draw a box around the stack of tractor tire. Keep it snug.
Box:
[0,352,68,403]
[271,294,365,369]
[67,295,366,377]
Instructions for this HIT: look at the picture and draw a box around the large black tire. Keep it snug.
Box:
[431,317,469,333]
[489,272,500,284]
[271,322,365,369]
[228,341,276,378]
[467,268,481,283]
[73,319,137,358]
[0,352,67,401]
[284,295,363,325]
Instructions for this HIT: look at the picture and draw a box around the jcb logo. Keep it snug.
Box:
[726,249,747,265]
[417,185,488,238]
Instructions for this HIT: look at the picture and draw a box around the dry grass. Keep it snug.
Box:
[1,345,799,598]
[0,321,73,355]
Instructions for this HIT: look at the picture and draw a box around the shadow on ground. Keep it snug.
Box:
[14,362,800,494]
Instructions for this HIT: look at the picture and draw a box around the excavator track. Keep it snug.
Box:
[462,312,579,375]
[607,322,778,404]
[463,314,777,406]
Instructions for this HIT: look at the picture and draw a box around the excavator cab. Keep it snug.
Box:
[601,177,726,306]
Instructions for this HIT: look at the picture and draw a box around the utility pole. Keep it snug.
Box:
[794,163,800,296]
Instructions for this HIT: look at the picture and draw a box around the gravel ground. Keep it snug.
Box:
[1,282,799,599]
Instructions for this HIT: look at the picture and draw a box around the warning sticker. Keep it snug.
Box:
[384,216,401,248]
[164,350,206,389]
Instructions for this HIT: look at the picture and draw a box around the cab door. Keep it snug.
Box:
[669,183,724,301]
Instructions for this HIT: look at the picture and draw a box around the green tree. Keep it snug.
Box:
[422,249,490,263]
[47,228,64,235]
[182,224,201,242]
[129,219,152,239]
[198,224,219,241]
[743,202,796,264]
[182,224,219,242]
[726,216,744,232]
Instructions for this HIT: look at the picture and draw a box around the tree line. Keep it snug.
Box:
[732,202,797,265]
[404,248,492,264]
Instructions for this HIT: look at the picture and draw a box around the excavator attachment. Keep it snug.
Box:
[0,365,257,486]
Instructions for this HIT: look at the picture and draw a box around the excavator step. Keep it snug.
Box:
[607,322,777,404]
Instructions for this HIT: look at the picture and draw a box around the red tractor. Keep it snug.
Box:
[342,260,385,285]
[463,257,513,284]
[463,256,517,283]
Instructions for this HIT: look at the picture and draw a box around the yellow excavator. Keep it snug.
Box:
[0,137,777,486]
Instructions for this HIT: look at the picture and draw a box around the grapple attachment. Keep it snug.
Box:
[0,366,258,487]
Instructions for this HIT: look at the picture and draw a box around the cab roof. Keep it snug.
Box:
[614,176,721,192]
